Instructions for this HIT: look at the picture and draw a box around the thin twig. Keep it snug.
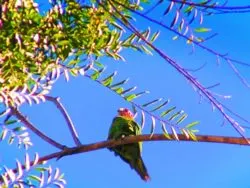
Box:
[168,0,250,12]
[10,107,66,150]
[45,96,82,146]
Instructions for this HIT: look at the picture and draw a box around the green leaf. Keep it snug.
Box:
[169,110,183,121]
[142,98,162,107]
[110,21,124,31]
[1,129,8,140]
[195,27,211,32]
[191,129,199,133]
[176,114,188,124]
[102,77,113,87]
[151,100,170,112]
[124,94,137,101]
[35,167,49,172]
[94,61,104,68]
[68,59,80,66]
[28,175,41,182]
[5,120,18,125]
[12,126,26,132]
[160,107,176,117]
[196,37,204,42]
[121,86,137,95]
[184,6,193,13]
[140,45,153,55]
[186,121,199,129]
[91,71,100,80]
[57,40,70,46]
[150,31,160,42]
[135,91,149,98]
[172,35,179,40]
[69,69,78,77]
[188,130,197,141]
[110,79,129,88]
[102,72,116,87]
[113,87,123,94]
[8,136,14,145]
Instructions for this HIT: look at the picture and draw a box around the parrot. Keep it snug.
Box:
[108,108,150,181]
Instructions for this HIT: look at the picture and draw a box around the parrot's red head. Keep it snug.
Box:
[118,108,134,120]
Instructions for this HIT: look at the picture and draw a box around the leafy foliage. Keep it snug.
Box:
[0,114,32,149]
[86,65,199,140]
[0,0,157,108]
[0,153,66,187]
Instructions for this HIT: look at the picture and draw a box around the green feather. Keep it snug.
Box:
[108,116,150,181]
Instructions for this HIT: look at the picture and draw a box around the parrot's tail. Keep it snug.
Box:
[134,157,150,182]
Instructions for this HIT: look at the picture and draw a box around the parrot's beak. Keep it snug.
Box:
[118,108,124,113]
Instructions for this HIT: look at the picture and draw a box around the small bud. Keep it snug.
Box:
[51,44,56,52]
[58,4,64,15]
[33,33,40,43]
[43,36,48,44]
[2,3,7,13]
[25,52,34,58]
[15,33,22,47]
[33,2,38,8]
[0,20,3,29]
[57,21,63,29]
[54,5,59,14]
[43,45,49,51]
[33,2,39,12]
[15,0,23,8]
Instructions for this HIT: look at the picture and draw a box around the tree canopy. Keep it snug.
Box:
[0,0,250,187]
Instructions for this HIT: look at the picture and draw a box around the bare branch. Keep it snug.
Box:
[1,133,249,182]
[10,107,66,150]
[45,96,82,146]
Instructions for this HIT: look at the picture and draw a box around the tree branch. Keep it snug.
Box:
[10,107,66,150]
[45,96,82,146]
[1,133,249,182]
[33,134,250,162]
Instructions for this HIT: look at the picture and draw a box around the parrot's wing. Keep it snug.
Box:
[108,117,135,140]
[130,120,141,135]
[129,120,143,152]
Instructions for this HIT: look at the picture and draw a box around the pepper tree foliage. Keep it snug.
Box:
[0,0,250,187]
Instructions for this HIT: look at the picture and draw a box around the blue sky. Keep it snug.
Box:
[1,1,250,187]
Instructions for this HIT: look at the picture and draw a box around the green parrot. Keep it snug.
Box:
[108,108,150,181]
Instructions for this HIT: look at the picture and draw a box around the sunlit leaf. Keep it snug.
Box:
[124,94,137,101]
[195,27,211,32]
[160,107,176,117]
[186,121,199,129]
